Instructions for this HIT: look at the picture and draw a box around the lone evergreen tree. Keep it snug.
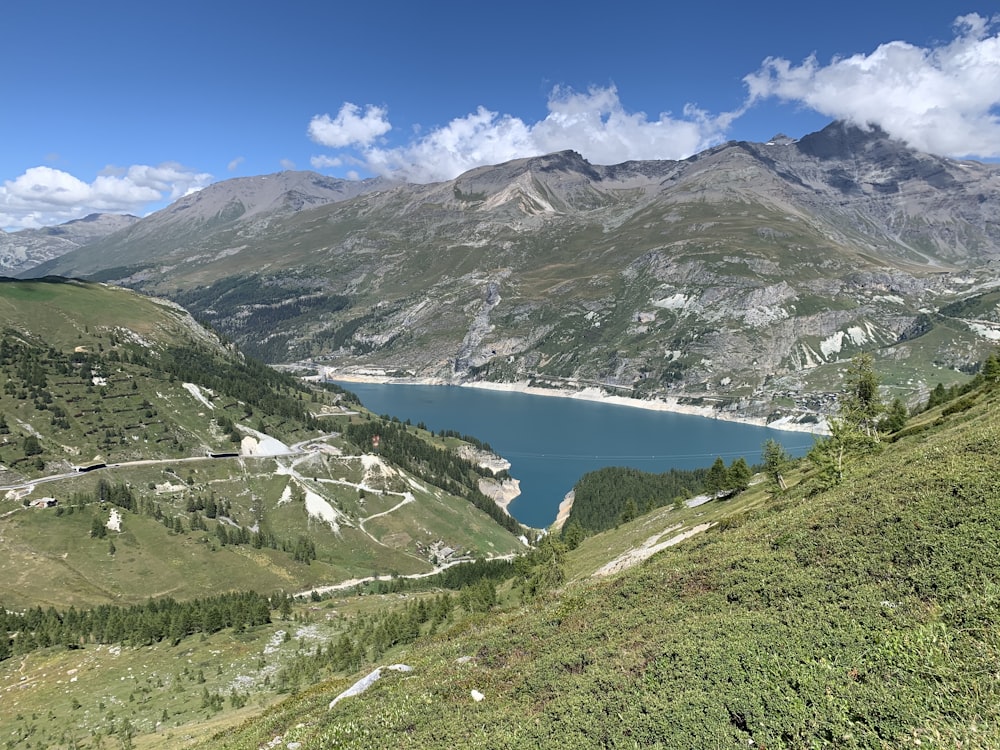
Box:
[840,352,883,439]
[982,352,1000,385]
[927,382,948,409]
[90,517,107,539]
[22,435,42,456]
[809,353,885,488]
[881,397,909,433]
[728,457,752,493]
[562,520,586,550]
[762,439,790,490]
[704,456,728,496]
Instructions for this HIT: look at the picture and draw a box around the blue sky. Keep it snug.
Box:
[2,1,997,229]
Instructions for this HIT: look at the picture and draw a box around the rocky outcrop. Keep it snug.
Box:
[477,477,521,516]
[0,213,139,274]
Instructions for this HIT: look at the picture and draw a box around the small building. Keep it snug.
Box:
[30,497,57,508]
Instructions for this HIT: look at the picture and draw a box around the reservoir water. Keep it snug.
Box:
[337,383,815,528]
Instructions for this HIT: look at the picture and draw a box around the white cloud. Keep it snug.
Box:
[321,86,739,183]
[532,85,738,165]
[743,13,1000,158]
[279,158,296,170]
[0,163,212,230]
[307,16,1000,182]
[363,106,535,182]
[228,156,245,171]
[308,103,392,148]
[310,154,343,169]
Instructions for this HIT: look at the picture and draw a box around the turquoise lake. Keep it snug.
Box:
[336,383,815,528]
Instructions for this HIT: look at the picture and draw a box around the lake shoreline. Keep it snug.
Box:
[552,491,574,532]
[324,374,818,529]
[326,372,827,436]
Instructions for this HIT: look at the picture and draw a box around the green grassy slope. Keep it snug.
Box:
[0,279,523,609]
[0,278,209,350]
[198,383,1000,749]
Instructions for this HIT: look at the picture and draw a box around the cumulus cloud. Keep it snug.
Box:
[310,154,343,169]
[308,103,392,148]
[314,86,739,182]
[532,85,738,165]
[306,16,1000,182]
[744,13,1000,158]
[0,163,212,230]
[363,106,535,182]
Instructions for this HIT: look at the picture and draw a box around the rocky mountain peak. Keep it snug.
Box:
[160,170,388,222]
[526,149,599,175]
[794,120,894,160]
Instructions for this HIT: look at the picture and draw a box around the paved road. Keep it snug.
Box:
[0,432,341,495]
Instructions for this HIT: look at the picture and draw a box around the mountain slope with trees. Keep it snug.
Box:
[192,360,1000,749]
[0,278,524,612]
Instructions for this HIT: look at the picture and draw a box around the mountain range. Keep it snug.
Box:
[22,121,1000,422]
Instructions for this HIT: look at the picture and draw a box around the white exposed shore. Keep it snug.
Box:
[552,490,575,532]
[478,476,521,515]
[326,371,827,435]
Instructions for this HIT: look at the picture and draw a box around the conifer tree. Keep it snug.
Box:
[22,435,42,456]
[881,397,909,433]
[809,353,885,488]
[90,517,107,539]
[982,352,1000,385]
[728,457,752,493]
[704,457,728,496]
[562,520,586,550]
[840,352,883,439]
[762,439,790,489]
[927,382,948,409]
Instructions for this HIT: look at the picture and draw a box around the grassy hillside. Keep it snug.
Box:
[188,379,1000,749]
[0,277,322,473]
[0,279,523,610]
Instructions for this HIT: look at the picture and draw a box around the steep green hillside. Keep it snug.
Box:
[0,279,523,610]
[192,378,1000,748]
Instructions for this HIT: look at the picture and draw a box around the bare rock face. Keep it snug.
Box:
[22,123,1000,420]
[0,213,139,274]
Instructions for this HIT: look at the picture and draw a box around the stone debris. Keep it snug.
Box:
[329,664,412,708]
